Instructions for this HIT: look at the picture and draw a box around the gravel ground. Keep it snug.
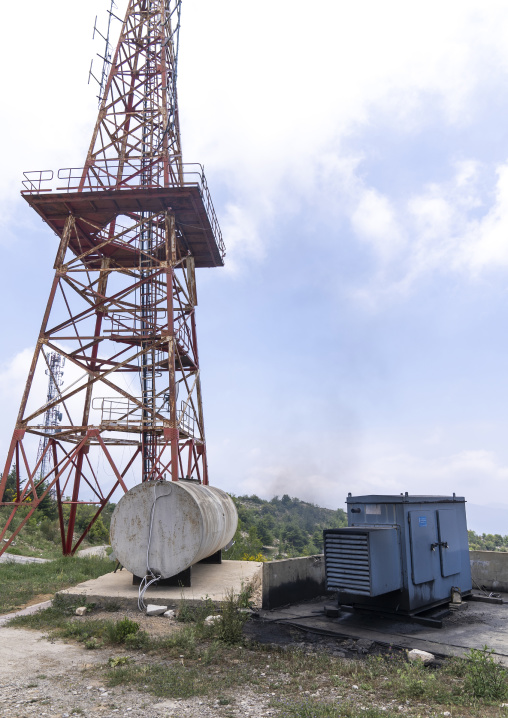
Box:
[0,556,268,718]
[0,599,471,718]
[0,624,277,718]
[0,600,378,718]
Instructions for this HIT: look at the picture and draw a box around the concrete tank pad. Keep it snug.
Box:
[58,560,263,609]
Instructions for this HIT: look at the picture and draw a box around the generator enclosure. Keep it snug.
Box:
[324,495,472,615]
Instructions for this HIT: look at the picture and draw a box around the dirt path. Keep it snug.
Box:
[0,623,275,718]
[0,553,50,564]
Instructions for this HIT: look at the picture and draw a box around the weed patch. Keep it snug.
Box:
[108,656,131,668]
[272,699,399,718]
[58,616,149,649]
[216,589,249,644]
[387,659,439,700]
[463,645,508,701]
[106,616,140,643]
[106,663,209,699]
[176,595,216,623]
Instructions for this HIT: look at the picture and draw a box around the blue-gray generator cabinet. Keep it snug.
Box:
[324,494,472,615]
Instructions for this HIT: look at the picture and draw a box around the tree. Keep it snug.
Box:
[1,466,20,502]
[312,529,324,552]
[87,515,109,544]
[0,465,57,519]
[281,523,307,552]
[37,482,58,520]
[257,517,274,545]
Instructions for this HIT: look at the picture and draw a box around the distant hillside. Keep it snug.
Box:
[468,530,508,552]
[4,472,503,561]
[226,494,508,561]
[226,493,347,560]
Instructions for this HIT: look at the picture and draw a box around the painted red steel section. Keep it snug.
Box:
[0,0,221,555]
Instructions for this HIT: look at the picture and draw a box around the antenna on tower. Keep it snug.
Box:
[36,353,65,489]
[88,0,121,105]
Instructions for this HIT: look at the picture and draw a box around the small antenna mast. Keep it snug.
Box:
[37,352,65,490]
[88,0,121,105]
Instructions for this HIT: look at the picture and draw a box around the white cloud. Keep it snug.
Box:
[5,0,508,282]
[221,203,268,272]
[178,2,508,227]
[0,349,34,412]
[230,434,508,511]
[460,163,508,272]
[357,445,508,507]
[332,156,508,302]
[351,189,405,261]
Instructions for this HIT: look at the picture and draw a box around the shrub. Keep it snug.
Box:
[464,645,508,701]
[216,589,248,644]
[106,617,140,644]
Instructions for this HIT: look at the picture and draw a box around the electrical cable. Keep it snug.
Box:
[138,482,162,611]
[471,575,502,599]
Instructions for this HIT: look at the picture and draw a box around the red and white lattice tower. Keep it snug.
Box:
[0,0,225,555]
[36,352,66,485]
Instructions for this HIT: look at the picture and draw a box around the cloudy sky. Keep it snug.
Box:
[2,0,508,532]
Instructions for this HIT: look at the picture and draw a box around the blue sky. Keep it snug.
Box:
[2,0,508,532]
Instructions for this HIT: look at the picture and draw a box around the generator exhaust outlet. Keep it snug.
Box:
[324,494,472,616]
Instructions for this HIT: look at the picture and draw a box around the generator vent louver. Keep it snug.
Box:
[324,532,371,595]
[324,525,403,598]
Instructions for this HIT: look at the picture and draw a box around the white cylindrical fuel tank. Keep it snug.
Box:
[110,480,238,579]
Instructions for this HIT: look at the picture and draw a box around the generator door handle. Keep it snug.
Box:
[430,541,449,551]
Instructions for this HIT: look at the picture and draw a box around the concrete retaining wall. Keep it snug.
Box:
[262,555,326,609]
[261,550,508,610]
[470,550,508,593]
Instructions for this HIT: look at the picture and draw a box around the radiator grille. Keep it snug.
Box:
[325,531,371,595]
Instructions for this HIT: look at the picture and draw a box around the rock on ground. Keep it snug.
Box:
[145,604,168,616]
[408,648,435,664]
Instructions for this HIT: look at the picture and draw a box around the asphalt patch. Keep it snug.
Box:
[243,618,405,660]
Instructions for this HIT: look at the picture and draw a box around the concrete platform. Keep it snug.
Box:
[59,560,262,609]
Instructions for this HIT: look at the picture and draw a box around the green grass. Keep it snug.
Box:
[0,555,114,614]
[102,642,508,716]
[273,701,401,718]
[106,663,210,699]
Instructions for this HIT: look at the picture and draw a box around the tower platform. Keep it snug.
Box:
[23,184,224,268]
